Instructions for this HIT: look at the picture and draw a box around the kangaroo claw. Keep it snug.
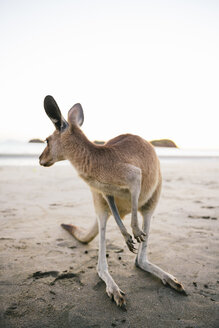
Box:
[107,287,127,309]
[133,229,146,243]
[125,234,137,253]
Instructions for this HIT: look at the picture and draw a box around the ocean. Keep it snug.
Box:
[0,140,219,166]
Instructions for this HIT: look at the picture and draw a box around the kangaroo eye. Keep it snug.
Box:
[46,138,49,145]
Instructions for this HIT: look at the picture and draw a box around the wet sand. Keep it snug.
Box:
[0,159,218,328]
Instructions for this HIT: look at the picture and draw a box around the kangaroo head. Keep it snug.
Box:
[39,95,84,167]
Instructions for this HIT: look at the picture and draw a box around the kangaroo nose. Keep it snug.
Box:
[39,154,43,166]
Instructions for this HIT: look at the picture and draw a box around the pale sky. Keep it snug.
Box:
[0,0,219,149]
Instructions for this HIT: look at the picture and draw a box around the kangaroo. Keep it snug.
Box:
[39,95,185,308]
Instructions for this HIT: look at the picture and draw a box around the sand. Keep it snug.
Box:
[0,159,218,328]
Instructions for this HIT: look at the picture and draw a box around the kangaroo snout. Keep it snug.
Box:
[39,155,46,166]
[39,157,53,167]
[39,153,46,166]
[39,154,43,166]
[39,153,53,167]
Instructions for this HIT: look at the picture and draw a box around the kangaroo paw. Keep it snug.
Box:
[125,234,137,253]
[133,227,146,243]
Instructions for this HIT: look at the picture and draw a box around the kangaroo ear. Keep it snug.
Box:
[68,103,84,127]
[44,95,68,131]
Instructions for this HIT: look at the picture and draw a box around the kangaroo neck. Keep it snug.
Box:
[62,125,95,175]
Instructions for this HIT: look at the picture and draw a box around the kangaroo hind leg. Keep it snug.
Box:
[92,192,126,307]
[136,183,185,293]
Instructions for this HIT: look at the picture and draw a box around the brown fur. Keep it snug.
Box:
[39,97,185,308]
[40,124,161,219]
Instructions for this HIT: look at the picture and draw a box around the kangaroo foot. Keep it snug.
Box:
[106,285,126,309]
[162,275,186,294]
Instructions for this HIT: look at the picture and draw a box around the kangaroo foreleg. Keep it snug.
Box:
[105,195,137,253]
[126,165,146,242]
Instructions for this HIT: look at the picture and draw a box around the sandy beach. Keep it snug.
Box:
[0,158,218,328]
